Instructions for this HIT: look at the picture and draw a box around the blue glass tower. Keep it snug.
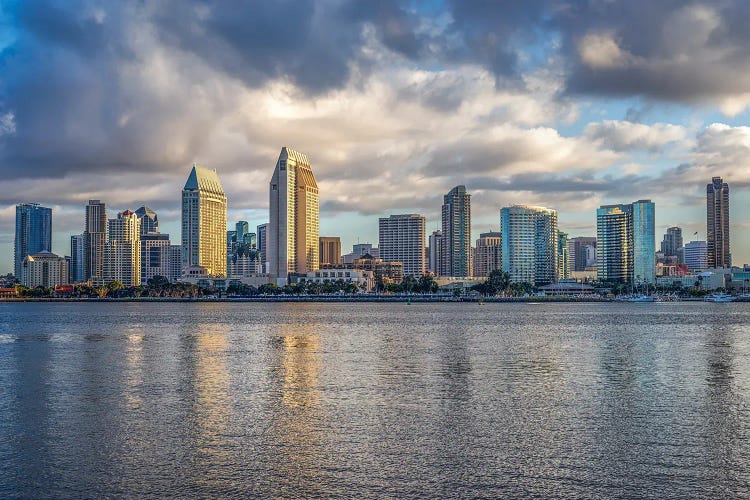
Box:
[14,203,52,279]
[632,200,655,285]
[597,200,655,284]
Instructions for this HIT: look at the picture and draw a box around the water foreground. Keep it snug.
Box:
[1,302,749,498]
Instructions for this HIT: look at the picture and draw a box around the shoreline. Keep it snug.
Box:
[0,296,712,303]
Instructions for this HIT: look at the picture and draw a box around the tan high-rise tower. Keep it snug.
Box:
[181,164,227,277]
[269,147,320,279]
[707,176,730,268]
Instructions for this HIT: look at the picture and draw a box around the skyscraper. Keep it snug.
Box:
[84,200,107,283]
[684,240,708,270]
[70,234,85,283]
[428,230,443,275]
[269,147,320,279]
[557,231,569,280]
[660,226,683,258]
[104,210,141,287]
[473,232,501,278]
[319,237,342,267]
[182,164,228,277]
[379,214,426,277]
[500,206,558,286]
[14,203,52,279]
[135,206,159,234]
[632,200,656,284]
[236,221,249,242]
[141,232,171,284]
[441,185,471,277]
[707,176,730,268]
[568,237,596,272]
[597,200,655,284]
[257,223,268,272]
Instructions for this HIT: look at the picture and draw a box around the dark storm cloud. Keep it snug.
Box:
[2,0,750,185]
[554,1,750,101]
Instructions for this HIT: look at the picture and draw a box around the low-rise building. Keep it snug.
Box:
[21,251,70,288]
[301,269,374,291]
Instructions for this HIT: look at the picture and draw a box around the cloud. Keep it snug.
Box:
[584,120,688,152]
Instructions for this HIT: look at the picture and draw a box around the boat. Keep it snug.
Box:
[704,292,734,303]
[627,294,655,303]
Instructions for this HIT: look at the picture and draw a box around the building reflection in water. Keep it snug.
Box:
[125,330,144,412]
[185,321,232,491]
[266,309,324,495]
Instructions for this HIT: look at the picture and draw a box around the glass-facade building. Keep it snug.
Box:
[501,205,558,286]
[441,185,471,277]
[597,200,655,284]
[14,203,52,279]
[182,164,228,277]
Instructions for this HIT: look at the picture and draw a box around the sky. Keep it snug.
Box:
[3,0,750,274]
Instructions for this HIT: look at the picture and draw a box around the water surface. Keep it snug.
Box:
[1,302,750,498]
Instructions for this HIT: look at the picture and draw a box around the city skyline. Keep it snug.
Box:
[4,2,750,271]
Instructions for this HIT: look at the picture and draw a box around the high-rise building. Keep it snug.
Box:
[500,206,558,286]
[70,234,85,283]
[597,200,655,284]
[707,176,730,268]
[319,237,342,267]
[141,232,171,284]
[441,185,471,277]
[135,206,159,234]
[632,200,656,284]
[342,243,379,264]
[84,200,107,283]
[428,230,443,275]
[21,251,69,288]
[236,221,249,241]
[557,231,569,280]
[269,147,320,279]
[379,214,426,276]
[660,226,683,258]
[168,245,182,283]
[684,240,708,270]
[14,203,52,279]
[257,223,268,272]
[473,232,502,277]
[182,164,228,277]
[568,237,596,271]
[104,210,141,287]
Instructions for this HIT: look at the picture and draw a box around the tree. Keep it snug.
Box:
[147,275,170,287]
[417,275,438,294]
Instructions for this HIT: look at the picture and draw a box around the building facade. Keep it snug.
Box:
[84,199,107,283]
[557,231,570,280]
[135,206,158,234]
[256,223,268,273]
[21,251,69,288]
[141,232,171,284]
[473,232,501,278]
[707,176,730,268]
[269,147,320,279]
[104,210,141,287]
[15,203,52,279]
[684,240,708,271]
[660,226,683,259]
[597,200,655,284]
[568,236,596,272]
[441,185,471,277]
[500,206,558,286]
[428,230,443,275]
[182,164,228,277]
[69,234,85,283]
[379,214,426,277]
[319,237,342,267]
